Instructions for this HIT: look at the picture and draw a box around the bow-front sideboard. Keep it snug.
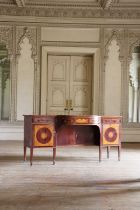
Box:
[24,115,122,165]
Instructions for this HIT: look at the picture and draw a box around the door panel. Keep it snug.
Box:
[47,55,70,115]
[47,55,92,115]
[70,56,92,115]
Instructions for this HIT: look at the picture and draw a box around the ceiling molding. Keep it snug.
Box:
[14,0,25,7]
[0,0,139,9]
[0,6,140,20]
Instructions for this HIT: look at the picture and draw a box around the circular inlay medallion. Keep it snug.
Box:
[104,127,117,142]
[36,127,52,144]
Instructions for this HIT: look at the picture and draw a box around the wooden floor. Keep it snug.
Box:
[0,141,140,210]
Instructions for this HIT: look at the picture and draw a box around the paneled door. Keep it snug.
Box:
[47,55,92,115]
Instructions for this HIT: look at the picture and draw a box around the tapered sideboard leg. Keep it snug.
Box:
[30,147,33,166]
[107,146,110,159]
[99,146,102,162]
[24,145,26,161]
[118,146,121,161]
[53,147,56,165]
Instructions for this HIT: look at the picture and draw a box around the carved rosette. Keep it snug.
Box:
[0,26,13,56]
[16,26,37,58]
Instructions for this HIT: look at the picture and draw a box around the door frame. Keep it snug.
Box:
[41,46,100,115]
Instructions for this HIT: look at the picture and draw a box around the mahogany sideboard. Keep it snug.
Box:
[24,115,122,165]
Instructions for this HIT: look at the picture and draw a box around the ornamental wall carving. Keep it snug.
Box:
[127,30,140,95]
[128,30,140,61]
[16,26,37,57]
[0,26,13,55]
[104,28,125,64]
[127,30,140,90]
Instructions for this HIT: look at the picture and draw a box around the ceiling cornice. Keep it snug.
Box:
[14,0,25,7]
[0,6,140,20]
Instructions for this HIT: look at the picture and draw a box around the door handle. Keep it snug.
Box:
[69,99,73,111]
[64,100,69,111]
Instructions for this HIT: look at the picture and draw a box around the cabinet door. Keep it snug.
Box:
[69,56,92,115]
[47,55,70,115]
[34,124,54,147]
[102,123,120,145]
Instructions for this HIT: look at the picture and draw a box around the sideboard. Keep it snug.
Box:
[24,115,122,165]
